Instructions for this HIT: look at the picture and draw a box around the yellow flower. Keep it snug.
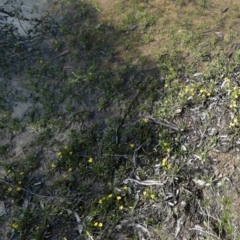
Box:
[162,158,172,169]
[123,186,128,190]
[69,151,73,155]
[230,100,237,108]
[8,187,12,192]
[108,194,113,198]
[162,142,169,147]
[143,191,147,196]
[129,143,135,148]
[94,222,103,228]
[98,199,103,204]
[39,60,43,64]
[20,172,24,175]
[51,163,56,168]
[150,194,155,199]
[68,168,72,172]
[162,158,168,166]
[234,118,239,124]
[88,158,93,163]
[142,118,149,123]
[7,169,11,173]
[63,238,68,240]
[12,223,18,229]
[18,181,22,185]
[119,205,124,210]
[166,147,171,153]
[167,163,172,169]
[116,196,121,201]
[16,187,21,191]
[57,152,62,158]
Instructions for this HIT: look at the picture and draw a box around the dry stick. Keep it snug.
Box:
[146,116,182,131]
[17,18,28,35]
[0,177,76,200]
[189,227,219,239]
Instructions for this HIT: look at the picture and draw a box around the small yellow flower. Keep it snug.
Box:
[51,163,56,168]
[123,186,128,190]
[142,118,149,123]
[162,158,168,166]
[20,172,24,175]
[98,222,103,228]
[16,187,21,191]
[88,158,93,163]
[230,101,237,108]
[69,151,73,155]
[167,163,172,169]
[143,191,147,196]
[234,118,238,124]
[18,181,22,185]
[150,194,155,199]
[129,143,135,148]
[162,158,172,169]
[94,222,98,227]
[98,199,103,204]
[68,168,72,172]
[162,142,169,147]
[8,187,12,192]
[57,152,62,158]
[39,60,43,64]
[7,169,11,173]
[108,194,113,198]
[119,205,124,210]
[63,238,68,240]
[12,223,18,229]
[116,196,121,201]
[166,147,171,153]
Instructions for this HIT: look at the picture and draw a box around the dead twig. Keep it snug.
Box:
[0,177,81,200]
[123,178,166,186]
[146,116,183,131]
